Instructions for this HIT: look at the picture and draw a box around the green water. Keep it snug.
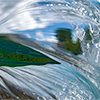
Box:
[0,36,59,67]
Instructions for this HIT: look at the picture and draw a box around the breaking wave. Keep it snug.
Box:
[0,0,100,99]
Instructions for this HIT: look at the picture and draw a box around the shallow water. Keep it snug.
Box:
[0,0,100,99]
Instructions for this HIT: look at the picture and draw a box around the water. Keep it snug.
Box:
[0,0,100,99]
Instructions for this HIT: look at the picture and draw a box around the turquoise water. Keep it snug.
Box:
[0,0,100,99]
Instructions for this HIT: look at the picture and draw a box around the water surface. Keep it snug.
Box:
[0,0,100,99]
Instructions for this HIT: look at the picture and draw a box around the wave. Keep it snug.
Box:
[0,0,100,99]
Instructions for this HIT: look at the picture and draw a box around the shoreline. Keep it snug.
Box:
[0,34,86,68]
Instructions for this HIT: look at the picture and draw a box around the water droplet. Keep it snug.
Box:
[47,4,49,6]
[58,4,61,6]
[63,87,66,91]
[50,4,53,6]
